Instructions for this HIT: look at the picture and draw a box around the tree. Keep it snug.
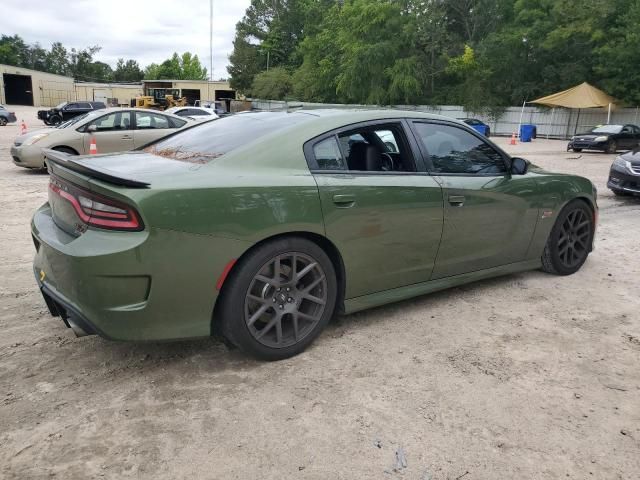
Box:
[114,59,144,82]
[144,52,207,80]
[251,67,293,99]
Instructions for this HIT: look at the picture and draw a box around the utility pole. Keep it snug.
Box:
[209,0,214,81]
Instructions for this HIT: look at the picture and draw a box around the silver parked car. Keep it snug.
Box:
[11,108,198,169]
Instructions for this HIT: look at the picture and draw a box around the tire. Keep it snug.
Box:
[49,115,62,126]
[572,148,582,152]
[606,140,617,154]
[0,117,7,126]
[541,200,594,276]
[218,237,337,360]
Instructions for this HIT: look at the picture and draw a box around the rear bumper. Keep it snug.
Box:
[32,202,251,341]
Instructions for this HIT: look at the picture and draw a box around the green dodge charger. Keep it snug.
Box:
[32,110,597,360]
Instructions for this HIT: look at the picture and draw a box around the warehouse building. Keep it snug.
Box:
[1,63,238,109]
[0,64,75,107]
[75,82,143,107]
[142,79,237,111]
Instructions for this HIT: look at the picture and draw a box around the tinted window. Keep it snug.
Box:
[87,111,131,132]
[145,112,312,163]
[414,123,506,175]
[313,137,345,170]
[64,103,79,110]
[78,103,92,109]
[136,112,170,129]
[173,109,191,117]
[192,108,212,116]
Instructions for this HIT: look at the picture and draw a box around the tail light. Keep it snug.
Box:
[49,175,143,231]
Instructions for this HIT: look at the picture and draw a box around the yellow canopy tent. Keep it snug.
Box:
[526,82,616,136]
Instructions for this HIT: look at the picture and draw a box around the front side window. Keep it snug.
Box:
[413,122,506,175]
[87,111,131,132]
[136,112,170,129]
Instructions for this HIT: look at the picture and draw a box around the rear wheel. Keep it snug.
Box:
[606,140,617,154]
[0,117,7,126]
[541,200,594,275]
[218,237,337,360]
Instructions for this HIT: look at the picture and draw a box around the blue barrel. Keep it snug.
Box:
[520,124,536,142]
[471,124,488,136]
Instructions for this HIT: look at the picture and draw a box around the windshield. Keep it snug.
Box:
[56,112,95,129]
[54,102,67,110]
[590,125,623,134]
[144,112,313,164]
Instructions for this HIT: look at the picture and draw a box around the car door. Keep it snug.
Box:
[307,120,444,299]
[617,125,635,149]
[82,111,134,154]
[133,111,183,148]
[409,120,539,279]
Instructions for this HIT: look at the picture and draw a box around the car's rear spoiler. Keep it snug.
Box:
[43,149,150,189]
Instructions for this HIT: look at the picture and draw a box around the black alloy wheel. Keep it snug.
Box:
[49,115,62,126]
[606,140,617,154]
[541,200,594,275]
[218,237,337,360]
[0,117,7,126]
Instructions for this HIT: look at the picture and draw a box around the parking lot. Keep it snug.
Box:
[1,106,639,479]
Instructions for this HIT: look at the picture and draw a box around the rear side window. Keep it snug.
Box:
[136,112,170,129]
[145,112,312,163]
[313,137,345,170]
[168,117,187,128]
[413,122,506,175]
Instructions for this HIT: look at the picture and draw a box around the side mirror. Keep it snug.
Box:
[511,157,529,175]
[86,124,97,133]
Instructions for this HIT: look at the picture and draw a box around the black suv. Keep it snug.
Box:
[37,101,106,126]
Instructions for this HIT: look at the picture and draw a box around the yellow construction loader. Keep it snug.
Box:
[134,89,187,110]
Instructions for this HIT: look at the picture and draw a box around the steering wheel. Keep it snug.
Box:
[380,152,395,171]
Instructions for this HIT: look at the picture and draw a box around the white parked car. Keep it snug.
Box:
[165,106,219,121]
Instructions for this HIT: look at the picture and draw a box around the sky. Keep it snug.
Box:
[3,0,252,79]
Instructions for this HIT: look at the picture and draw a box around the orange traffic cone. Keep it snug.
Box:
[510,132,517,145]
[89,137,98,154]
[20,120,27,135]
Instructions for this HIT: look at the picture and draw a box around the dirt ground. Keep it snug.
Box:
[1,106,639,480]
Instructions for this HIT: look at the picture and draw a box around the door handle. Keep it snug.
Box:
[448,195,465,206]
[121,135,133,140]
[332,194,356,207]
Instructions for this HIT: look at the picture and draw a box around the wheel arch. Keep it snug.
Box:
[52,145,80,155]
[211,231,347,335]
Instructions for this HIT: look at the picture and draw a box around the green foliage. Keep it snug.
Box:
[228,0,640,107]
[251,67,293,99]
[143,52,208,80]
[114,59,144,82]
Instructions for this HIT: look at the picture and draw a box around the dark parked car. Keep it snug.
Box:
[0,104,17,126]
[460,118,491,136]
[37,101,106,126]
[607,149,640,196]
[568,124,640,154]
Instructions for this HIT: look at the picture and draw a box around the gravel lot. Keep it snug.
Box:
[1,106,639,479]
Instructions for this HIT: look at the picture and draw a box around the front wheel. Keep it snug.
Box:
[0,117,7,126]
[541,200,594,276]
[606,140,617,154]
[572,148,582,153]
[49,115,62,126]
[218,237,337,360]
